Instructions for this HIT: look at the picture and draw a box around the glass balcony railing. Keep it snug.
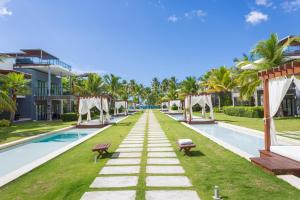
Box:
[16,57,71,71]
[33,86,72,96]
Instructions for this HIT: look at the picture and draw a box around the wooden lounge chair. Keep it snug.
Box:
[177,141,196,156]
[92,143,111,160]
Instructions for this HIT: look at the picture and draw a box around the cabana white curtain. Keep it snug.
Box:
[114,101,127,115]
[169,100,182,111]
[269,76,300,145]
[77,97,109,125]
[161,102,168,110]
[186,95,214,120]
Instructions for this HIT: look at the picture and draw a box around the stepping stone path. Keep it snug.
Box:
[81,111,200,200]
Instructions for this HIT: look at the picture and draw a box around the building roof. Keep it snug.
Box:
[4,49,58,59]
[279,35,300,46]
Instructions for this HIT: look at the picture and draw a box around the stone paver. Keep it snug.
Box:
[146,176,192,187]
[148,143,171,147]
[119,144,143,148]
[100,166,140,174]
[147,147,174,152]
[145,190,200,200]
[122,141,144,144]
[106,158,141,165]
[146,166,185,174]
[116,148,143,152]
[111,152,142,158]
[148,152,177,157]
[90,176,138,188]
[148,140,170,143]
[147,158,180,165]
[81,191,136,200]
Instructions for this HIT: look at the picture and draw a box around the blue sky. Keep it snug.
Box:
[0,0,299,85]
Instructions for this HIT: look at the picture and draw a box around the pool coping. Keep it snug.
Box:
[0,115,129,187]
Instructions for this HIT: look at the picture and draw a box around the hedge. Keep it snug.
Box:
[61,113,78,121]
[223,106,264,118]
[0,119,11,127]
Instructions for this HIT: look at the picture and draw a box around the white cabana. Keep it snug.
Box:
[77,96,110,126]
[114,100,128,115]
[267,76,300,146]
[184,94,214,122]
[169,100,182,112]
[161,102,169,111]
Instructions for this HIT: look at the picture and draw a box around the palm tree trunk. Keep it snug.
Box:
[218,94,221,111]
[10,93,16,122]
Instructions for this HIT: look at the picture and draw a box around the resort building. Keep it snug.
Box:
[0,49,76,121]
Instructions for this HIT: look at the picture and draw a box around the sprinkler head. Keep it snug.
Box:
[213,185,221,200]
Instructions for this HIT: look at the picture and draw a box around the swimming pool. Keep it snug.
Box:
[0,128,98,181]
[191,124,264,157]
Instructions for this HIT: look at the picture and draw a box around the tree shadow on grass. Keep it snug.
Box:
[190,150,205,157]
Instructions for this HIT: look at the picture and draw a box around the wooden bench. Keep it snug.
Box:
[177,142,196,156]
[92,143,111,161]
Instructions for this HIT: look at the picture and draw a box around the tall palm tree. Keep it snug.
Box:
[0,73,31,121]
[151,77,160,104]
[179,76,198,98]
[204,66,236,109]
[120,80,130,101]
[104,74,121,99]
[72,73,104,96]
[167,76,178,100]
[0,91,16,114]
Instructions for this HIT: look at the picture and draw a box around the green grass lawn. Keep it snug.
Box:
[155,111,300,200]
[0,113,141,200]
[0,121,76,145]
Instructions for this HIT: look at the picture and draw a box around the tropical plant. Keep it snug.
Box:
[202,66,236,109]
[179,76,198,98]
[0,73,31,121]
[104,74,121,99]
[167,76,178,100]
[0,91,16,113]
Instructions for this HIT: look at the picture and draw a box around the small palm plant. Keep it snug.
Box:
[0,73,31,121]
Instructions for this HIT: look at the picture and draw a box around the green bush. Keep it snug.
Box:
[223,106,264,118]
[213,107,223,113]
[0,119,11,127]
[61,113,78,121]
[171,104,178,110]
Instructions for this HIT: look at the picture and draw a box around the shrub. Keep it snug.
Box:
[223,106,264,118]
[0,119,11,127]
[61,113,78,121]
[213,107,223,113]
[171,104,178,110]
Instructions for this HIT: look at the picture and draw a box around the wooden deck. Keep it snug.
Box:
[250,150,300,176]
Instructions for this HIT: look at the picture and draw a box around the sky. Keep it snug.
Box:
[0,0,299,85]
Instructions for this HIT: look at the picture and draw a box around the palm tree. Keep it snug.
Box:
[151,77,160,104]
[167,76,178,100]
[72,73,104,96]
[179,76,198,98]
[104,74,121,99]
[203,66,236,110]
[120,80,130,101]
[0,91,16,114]
[0,73,31,121]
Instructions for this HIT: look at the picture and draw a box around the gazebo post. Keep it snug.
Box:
[189,95,192,124]
[101,96,104,125]
[263,78,271,151]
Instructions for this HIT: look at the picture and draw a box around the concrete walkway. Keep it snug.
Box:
[81,111,201,200]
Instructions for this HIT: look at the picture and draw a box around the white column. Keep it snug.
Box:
[48,66,51,96]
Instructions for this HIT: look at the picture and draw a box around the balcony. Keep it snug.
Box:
[16,57,71,71]
[33,87,73,97]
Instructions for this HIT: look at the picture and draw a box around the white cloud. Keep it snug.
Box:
[255,0,273,7]
[184,9,206,19]
[245,11,268,25]
[167,15,178,23]
[0,0,12,16]
[281,0,300,12]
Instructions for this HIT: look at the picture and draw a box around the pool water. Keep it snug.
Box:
[0,128,98,178]
[191,124,264,157]
[169,114,185,121]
